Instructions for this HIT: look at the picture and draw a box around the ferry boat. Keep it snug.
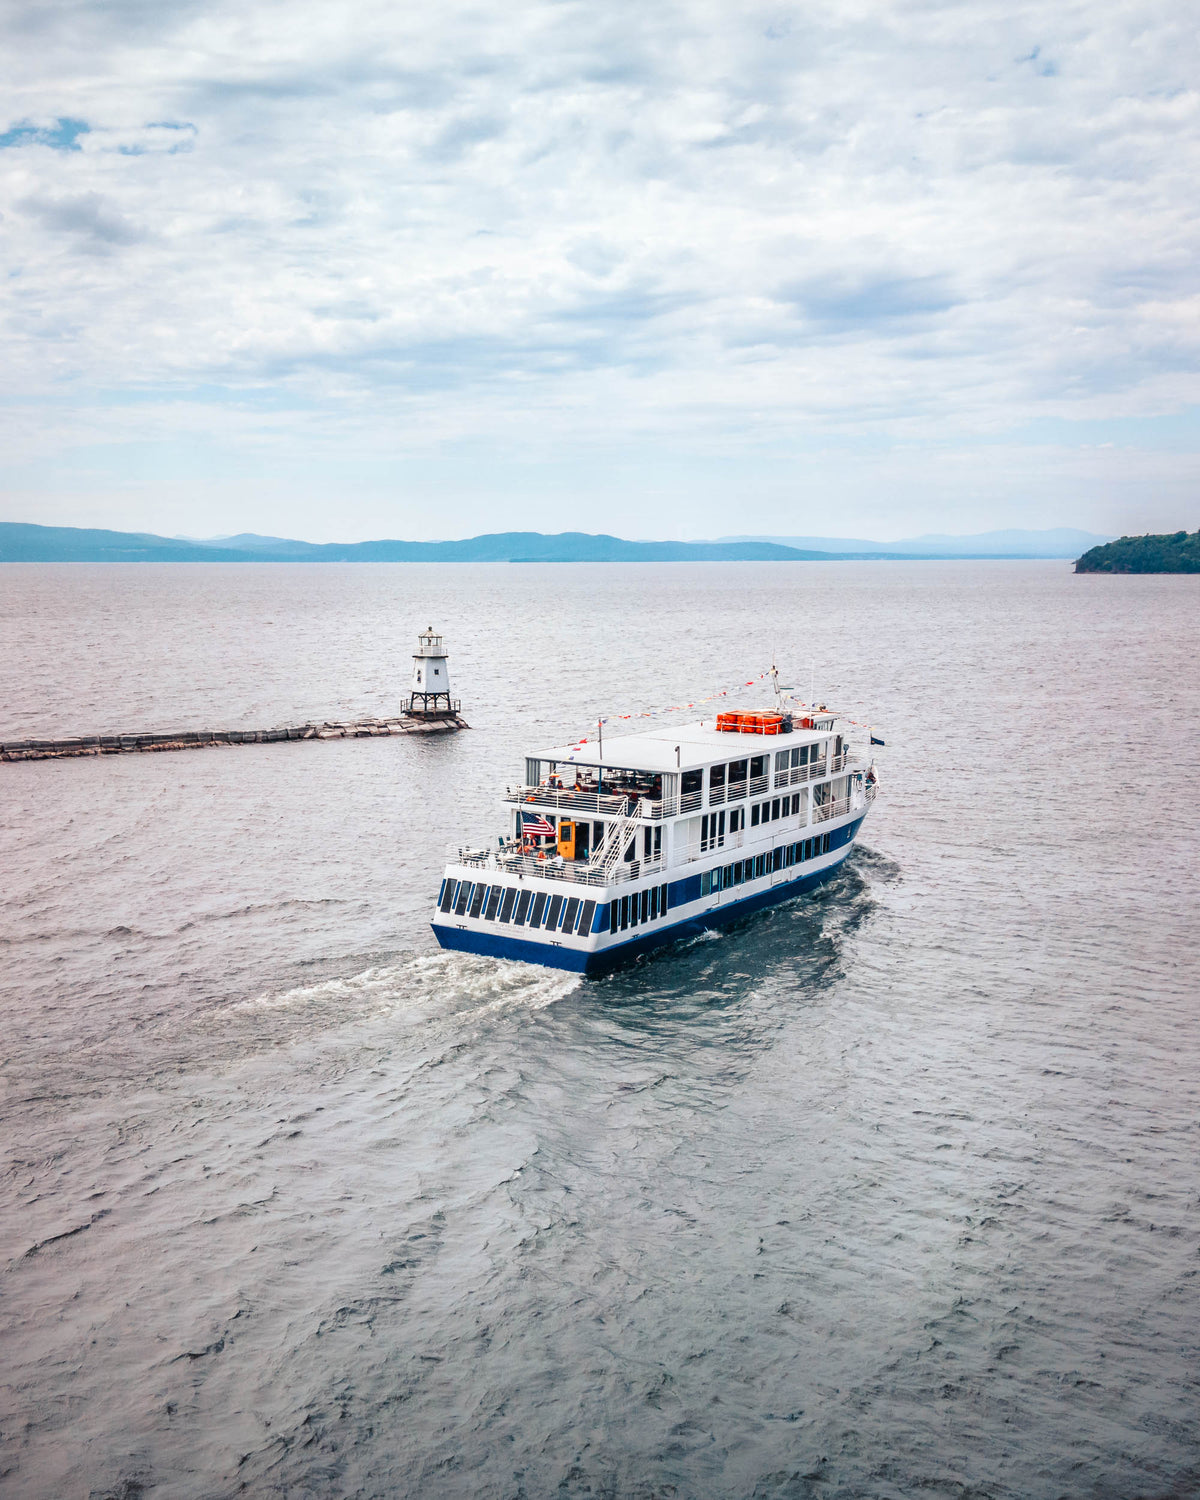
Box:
[431,679,879,974]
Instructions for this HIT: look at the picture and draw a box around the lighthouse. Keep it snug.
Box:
[409,626,456,718]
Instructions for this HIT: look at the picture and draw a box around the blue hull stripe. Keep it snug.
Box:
[432,835,858,976]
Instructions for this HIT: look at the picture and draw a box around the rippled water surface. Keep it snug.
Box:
[2,562,1198,1500]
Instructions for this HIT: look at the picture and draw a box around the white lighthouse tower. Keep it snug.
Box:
[409,626,456,718]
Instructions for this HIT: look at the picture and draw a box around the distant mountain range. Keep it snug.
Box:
[0,521,1114,564]
[717,528,1111,558]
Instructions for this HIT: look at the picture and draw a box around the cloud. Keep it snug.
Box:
[18,191,147,247]
[776,273,961,332]
[0,0,1198,537]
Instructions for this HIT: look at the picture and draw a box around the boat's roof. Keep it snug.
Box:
[535,715,837,773]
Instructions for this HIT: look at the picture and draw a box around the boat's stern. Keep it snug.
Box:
[431,863,616,973]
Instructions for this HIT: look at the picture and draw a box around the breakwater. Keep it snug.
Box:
[0,713,468,763]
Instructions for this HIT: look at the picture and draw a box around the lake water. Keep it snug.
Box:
[1,561,1198,1500]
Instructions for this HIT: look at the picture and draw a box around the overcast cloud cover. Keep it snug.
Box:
[1,0,1198,540]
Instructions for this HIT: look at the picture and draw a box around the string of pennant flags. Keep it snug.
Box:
[592,668,773,730]
[562,669,884,747]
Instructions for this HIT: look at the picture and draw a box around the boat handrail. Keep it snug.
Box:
[812,795,852,824]
[452,847,667,888]
[504,784,680,822]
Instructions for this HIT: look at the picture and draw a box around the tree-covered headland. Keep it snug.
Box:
[1075,530,1200,573]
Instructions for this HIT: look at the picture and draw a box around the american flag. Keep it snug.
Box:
[522,812,556,837]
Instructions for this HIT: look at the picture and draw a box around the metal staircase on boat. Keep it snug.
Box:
[591,800,642,877]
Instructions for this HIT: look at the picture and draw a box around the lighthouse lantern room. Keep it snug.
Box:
[409,626,456,718]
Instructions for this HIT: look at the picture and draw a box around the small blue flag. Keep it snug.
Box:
[870,734,885,746]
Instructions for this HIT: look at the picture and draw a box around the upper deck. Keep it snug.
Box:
[509,714,851,821]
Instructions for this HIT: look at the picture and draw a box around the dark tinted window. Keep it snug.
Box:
[455,882,472,916]
[484,886,503,920]
[709,764,725,789]
[579,899,596,934]
[469,884,487,917]
[530,891,547,926]
[681,769,703,794]
[563,897,581,933]
[728,759,747,783]
[750,755,766,777]
[514,890,532,924]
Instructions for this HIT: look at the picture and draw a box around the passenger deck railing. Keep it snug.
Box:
[772,760,827,789]
[504,785,681,821]
[679,827,745,865]
[453,847,665,888]
[812,795,852,824]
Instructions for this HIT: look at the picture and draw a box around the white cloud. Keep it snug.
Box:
[0,0,1198,537]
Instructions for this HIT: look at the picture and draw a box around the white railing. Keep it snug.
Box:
[812,795,851,824]
[504,785,677,821]
[678,827,745,865]
[680,789,702,813]
[505,785,630,817]
[453,848,665,888]
[773,760,827,789]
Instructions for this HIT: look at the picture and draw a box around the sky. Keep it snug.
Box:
[1,0,1198,542]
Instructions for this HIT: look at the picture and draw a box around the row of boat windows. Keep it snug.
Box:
[679,742,837,795]
[697,793,803,852]
[750,793,804,827]
[609,884,671,933]
[438,878,599,937]
[698,834,832,895]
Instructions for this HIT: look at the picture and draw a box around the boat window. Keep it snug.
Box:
[772,798,780,820]
[681,768,703,795]
[709,764,725,791]
[620,895,630,930]
[530,891,547,926]
[775,750,789,772]
[650,886,658,920]
[498,888,517,923]
[469,884,487,918]
[660,883,668,914]
[438,880,454,913]
[750,804,760,827]
[609,899,619,933]
[563,897,581,933]
[546,893,563,929]
[579,899,596,934]
[454,882,472,916]
[485,886,503,920]
[750,755,766,778]
[514,890,532,925]
[728,759,747,784]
